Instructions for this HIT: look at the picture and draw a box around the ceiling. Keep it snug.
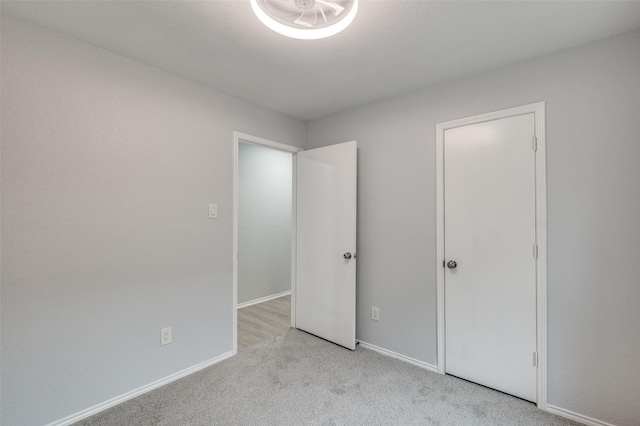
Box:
[4,0,640,121]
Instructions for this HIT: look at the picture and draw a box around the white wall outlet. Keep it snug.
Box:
[371,306,380,321]
[161,327,172,345]
[208,204,218,219]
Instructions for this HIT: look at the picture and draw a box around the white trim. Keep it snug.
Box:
[233,135,239,355]
[234,132,303,154]
[232,131,302,354]
[290,154,298,328]
[547,405,617,426]
[358,340,438,373]
[435,102,547,409]
[533,103,548,411]
[435,120,446,375]
[46,352,233,426]
[237,290,292,309]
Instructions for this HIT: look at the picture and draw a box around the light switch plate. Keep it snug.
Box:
[209,204,218,219]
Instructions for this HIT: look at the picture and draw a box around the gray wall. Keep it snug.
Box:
[3,10,639,426]
[0,15,304,426]
[238,142,292,305]
[306,29,640,426]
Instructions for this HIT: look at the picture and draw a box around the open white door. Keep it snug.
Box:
[296,141,357,350]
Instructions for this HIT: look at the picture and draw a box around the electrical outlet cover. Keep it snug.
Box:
[161,327,172,345]
[372,306,380,321]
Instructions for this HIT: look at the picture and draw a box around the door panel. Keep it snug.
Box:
[444,114,537,401]
[296,141,357,350]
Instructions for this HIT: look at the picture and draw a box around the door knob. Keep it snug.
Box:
[447,260,457,269]
[343,252,353,260]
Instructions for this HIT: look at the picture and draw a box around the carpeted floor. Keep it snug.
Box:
[76,329,580,425]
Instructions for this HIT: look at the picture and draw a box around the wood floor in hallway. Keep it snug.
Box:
[237,295,291,351]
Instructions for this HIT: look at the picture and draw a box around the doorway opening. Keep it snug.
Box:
[233,132,302,353]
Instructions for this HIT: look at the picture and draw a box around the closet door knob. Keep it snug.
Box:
[447,260,457,269]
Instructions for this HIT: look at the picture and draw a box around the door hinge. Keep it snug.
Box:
[533,244,538,259]
[533,352,538,367]
[532,136,538,151]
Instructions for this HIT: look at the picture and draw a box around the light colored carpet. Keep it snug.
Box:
[77,329,579,425]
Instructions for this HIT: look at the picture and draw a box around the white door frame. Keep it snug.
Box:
[232,131,302,355]
[435,102,547,408]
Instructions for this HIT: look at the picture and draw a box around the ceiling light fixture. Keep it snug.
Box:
[250,0,358,40]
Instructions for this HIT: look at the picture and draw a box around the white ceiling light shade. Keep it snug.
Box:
[250,0,358,40]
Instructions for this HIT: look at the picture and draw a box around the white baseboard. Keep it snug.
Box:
[547,405,617,426]
[46,351,234,426]
[237,290,291,309]
[357,339,618,426]
[357,340,438,373]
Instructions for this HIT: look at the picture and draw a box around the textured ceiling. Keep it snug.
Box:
[4,0,640,121]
